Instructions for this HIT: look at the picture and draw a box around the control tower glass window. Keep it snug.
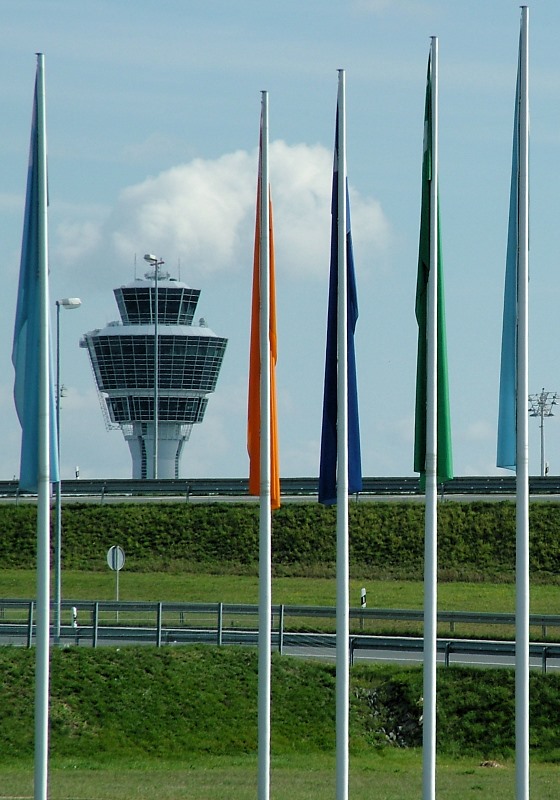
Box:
[115,286,201,325]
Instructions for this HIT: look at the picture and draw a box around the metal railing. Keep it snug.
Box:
[1,599,559,671]
[2,599,560,637]
[348,635,560,674]
[2,475,560,501]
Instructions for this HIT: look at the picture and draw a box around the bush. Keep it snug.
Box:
[1,501,560,580]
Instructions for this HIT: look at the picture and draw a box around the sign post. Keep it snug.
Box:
[107,546,125,611]
[360,587,366,631]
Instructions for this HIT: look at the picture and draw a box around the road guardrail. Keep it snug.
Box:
[2,475,560,500]
[1,600,559,672]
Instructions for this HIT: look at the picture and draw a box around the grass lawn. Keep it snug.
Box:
[1,570,559,641]
[0,753,557,800]
[0,569,558,613]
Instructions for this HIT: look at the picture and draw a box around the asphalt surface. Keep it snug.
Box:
[2,626,558,672]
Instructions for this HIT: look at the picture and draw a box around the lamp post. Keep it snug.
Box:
[529,388,559,477]
[144,254,165,479]
[55,297,82,644]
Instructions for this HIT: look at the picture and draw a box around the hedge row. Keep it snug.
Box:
[1,501,560,578]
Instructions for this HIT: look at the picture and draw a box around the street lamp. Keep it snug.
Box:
[54,297,82,644]
[144,254,165,479]
[529,388,559,477]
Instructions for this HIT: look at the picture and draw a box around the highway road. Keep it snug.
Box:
[287,644,559,671]
[2,624,558,672]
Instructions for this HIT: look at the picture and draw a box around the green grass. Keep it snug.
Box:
[1,569,559,613]
[0,644,559,798]
[2,569,559,640]
[1,648,559,764]
[0,752,558,799]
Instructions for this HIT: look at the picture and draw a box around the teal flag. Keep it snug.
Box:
[414,52,453,484]
[12,66,59,491]
[497,51,521,471]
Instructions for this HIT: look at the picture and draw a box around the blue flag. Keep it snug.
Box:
[12,67,59,491]
[497,54,521,470]
[318,107,362,505]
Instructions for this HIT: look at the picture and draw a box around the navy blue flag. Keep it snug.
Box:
[318,107,362,505]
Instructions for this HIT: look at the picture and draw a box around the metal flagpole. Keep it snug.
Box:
[34,52,51,800]
[516,7,530,799]
[257,90,272,800]
[335,68,349,800]
[422,36,438,800]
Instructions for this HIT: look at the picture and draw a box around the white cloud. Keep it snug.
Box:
[270,141,332,278]
[55,220,102,266]
[54,141,390,287]
[111,149,256,275]
[349,187,391,271]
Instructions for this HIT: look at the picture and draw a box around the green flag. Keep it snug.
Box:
[414,52,453,484]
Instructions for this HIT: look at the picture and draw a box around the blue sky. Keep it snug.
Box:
[1,0,560,481]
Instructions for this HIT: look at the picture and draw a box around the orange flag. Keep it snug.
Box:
[247,136,280,509]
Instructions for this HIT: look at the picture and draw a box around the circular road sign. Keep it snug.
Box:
[107,545,125,572]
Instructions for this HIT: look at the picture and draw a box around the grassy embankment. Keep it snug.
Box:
[1,501,559,797]
[0,646,559,799]
[1,500,559,638]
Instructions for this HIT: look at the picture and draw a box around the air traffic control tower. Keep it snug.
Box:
[80,257,227,479]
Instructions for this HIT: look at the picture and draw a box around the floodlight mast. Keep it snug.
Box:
[528,388,559,477]
[144,253,165,479]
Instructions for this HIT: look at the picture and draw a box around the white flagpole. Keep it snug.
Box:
[257,90,272,800]
[516,8,530,800]
[335,68,349,800]
[422,36,438,800]
[34,51,51,800]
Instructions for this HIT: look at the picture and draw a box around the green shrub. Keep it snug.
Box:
[1,501,560,579]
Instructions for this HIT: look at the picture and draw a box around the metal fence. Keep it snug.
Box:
[1,599,560,672]
[2,474,560,501]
